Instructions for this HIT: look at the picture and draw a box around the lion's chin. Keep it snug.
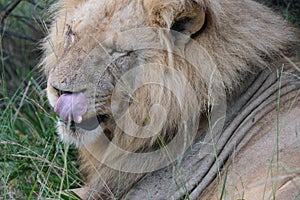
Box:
[57,121,103,147]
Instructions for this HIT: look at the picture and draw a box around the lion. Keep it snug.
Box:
[41,0,300,199]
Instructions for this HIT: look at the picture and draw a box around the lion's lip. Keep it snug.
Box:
[61,114,109,131]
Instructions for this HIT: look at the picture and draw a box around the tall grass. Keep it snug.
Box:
[0,71,83,199]
[0,0,83,199]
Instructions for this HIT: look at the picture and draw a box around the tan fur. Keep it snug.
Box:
[41,0,298,199]
[199,65,300,199]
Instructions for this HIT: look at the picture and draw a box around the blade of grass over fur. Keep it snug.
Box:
[115,167,122,200]
[271,65,285,200]
[157,134,191,199]
[261,65,284,200]
[147,190,153,200]
[219,169,228,200]
[207,108,223,196]
[270,68,300,199]
[148,134,192,199]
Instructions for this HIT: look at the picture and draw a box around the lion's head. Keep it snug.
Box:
[43,0,295,147]
[42,0,298,198]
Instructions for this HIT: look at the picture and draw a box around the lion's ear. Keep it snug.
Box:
[148,1,206,36]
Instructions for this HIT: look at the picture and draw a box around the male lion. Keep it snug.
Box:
[42,0,300,199]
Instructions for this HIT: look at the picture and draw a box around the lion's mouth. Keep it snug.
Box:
[54,92,110,131]
[61,114,109,131]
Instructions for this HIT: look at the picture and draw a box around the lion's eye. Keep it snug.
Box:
[111,51,129,59]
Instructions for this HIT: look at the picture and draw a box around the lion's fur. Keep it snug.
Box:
[42,0,299,198]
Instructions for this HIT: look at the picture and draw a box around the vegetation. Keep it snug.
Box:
[1,0,83,199]
[0,0,299,199]
[262,0,300,28]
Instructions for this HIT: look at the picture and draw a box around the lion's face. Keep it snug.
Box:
[44,0,295,148]
[45,0,206,146]
[42,0,299,198]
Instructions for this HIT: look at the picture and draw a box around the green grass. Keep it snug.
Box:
[262,0,300,29]
[0,0,299,199]
[0,0,83,199]
[0,65,84,199]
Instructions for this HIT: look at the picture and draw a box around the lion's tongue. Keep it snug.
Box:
[54,93,88,124]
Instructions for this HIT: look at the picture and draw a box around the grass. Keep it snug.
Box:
[0,0,299,199]
[0,58,84,199]
[1,0,83,199]
[262,0,300,29]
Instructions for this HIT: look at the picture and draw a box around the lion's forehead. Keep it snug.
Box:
[64,0,149,42]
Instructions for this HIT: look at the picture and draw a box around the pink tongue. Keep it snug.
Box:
[54,93,88,123]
